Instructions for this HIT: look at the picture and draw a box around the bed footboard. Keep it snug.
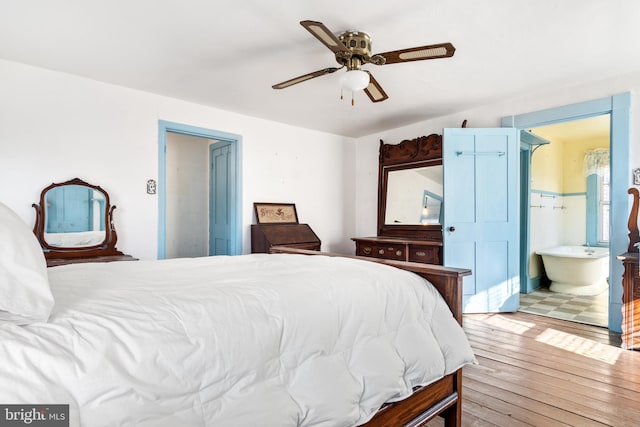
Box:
[364,371,462,427]
[269,246,470,427]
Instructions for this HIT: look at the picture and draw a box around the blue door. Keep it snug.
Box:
[209,143,234,255]
[443,128,519,313]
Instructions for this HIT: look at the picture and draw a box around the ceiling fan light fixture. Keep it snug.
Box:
[273,20,455,104]
[340,70,370,92]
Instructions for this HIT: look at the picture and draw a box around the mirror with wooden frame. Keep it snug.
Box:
[32,178,125,262]
[378,134,443,240]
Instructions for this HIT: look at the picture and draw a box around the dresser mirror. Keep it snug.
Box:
[378,134,443,239]
[385,165,443,225]
[33,178,125,261]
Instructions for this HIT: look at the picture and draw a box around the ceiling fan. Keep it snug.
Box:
[272,20,455,104]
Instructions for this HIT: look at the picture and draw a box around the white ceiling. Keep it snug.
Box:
[531,115,611,144]
[2,0,639,138]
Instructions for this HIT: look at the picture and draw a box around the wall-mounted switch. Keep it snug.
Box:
[147,179,157,195]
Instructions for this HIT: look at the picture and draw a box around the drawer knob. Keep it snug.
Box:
[396,250,402,256]
[379,249,385,254]
[363,246,372,255]
[416,251,426,257]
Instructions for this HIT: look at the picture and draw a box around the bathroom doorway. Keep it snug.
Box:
[520,115,610,327]
[504,93,630,333]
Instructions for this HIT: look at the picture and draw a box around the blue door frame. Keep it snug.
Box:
[157,120,242,258]
[518,130,550,294]
[502,92,631,333]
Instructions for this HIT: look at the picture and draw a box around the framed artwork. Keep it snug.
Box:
[254,203,298,224]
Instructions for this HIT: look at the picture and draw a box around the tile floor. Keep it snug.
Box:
[519,287,608,327]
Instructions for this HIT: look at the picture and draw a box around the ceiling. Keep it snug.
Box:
[531,114,611,145]
[2,0,639,138]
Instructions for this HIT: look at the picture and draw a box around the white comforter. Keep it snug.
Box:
[0,254,475,427]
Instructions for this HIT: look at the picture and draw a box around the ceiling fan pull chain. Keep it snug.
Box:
[351,93,355,106]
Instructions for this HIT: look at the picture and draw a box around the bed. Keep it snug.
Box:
[0,201,476,427]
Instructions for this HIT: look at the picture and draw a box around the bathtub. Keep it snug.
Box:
[535,246,609,296]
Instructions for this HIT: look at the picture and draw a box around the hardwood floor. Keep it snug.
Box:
[429,311,640,427]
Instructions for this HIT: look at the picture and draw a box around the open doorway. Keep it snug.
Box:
[157,121,242,259]
[504,92,631,333]
[519,115,610,327]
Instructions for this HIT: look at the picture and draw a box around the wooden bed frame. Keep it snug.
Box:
[270,246,472,427]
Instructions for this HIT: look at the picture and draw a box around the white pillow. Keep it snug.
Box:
[0,202,54,324]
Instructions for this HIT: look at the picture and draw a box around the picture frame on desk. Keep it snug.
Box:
[254,202,298,224]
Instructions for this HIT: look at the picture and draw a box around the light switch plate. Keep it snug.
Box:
[146,179,157,194]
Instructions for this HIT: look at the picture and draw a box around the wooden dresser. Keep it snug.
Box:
[251,224,321,253]
[352,236,441,265]
[618,252,639,349]
[352,134,444,266]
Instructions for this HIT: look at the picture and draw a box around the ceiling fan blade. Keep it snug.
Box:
[272,67,342,90]
[375,42,455,65]
[300,20,352,56]
[363,71,388,103]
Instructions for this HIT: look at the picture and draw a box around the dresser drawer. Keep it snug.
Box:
[408,246,439,264]
[356,242,405,261]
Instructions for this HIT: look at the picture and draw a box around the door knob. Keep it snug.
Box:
[448,226,456,232]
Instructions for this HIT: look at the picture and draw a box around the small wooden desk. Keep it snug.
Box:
[251,224,320,253]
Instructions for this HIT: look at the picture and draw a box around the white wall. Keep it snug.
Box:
[528,193,586,278]
[0,59,356,259]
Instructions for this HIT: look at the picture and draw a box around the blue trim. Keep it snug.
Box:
[422,189,443,201]
[501,97,615,128]
[420,189,443,224]
[157,120,243,259]
[525,276,542,293]
[504,92,631,333]
[519,147,532,293]
[530,189,586,197]
[520,129,551,147]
